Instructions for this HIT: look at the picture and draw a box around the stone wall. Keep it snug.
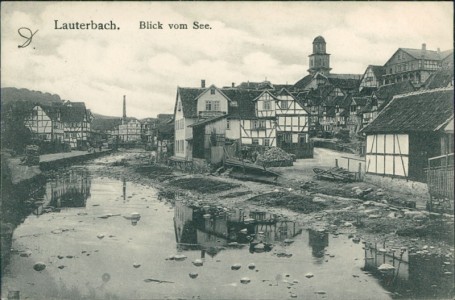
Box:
[364,174,429,197]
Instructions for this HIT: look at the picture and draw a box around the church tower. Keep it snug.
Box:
[308,36,331,76]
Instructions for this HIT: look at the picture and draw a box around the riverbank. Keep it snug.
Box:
[3,149,113,185]
[1,150,453,299]
[103,151,454,261]
[1,149,113,273]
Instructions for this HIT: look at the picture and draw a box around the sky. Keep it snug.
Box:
[1,2,453,119]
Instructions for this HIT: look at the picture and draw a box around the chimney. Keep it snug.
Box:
[232,82,235,88]
[422,43,426,51]
[123,95,126,119]
[437,48,441,53]
[201,79,206,88]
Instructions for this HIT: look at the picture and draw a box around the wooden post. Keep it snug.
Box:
[358,163,362,181]
[335,159,338,168]
[347,158,350,171]
[383,241,386,264]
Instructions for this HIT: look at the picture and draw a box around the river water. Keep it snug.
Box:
[1,155,453,299]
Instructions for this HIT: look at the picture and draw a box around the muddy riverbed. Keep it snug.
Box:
[1,152,454,299]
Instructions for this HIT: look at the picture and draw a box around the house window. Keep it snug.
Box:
[205,100,219,111]
[264,138,270,146]
[71,133,77,138]
[252,138,259,145]
[226,119,230,130]
[281,100,289,109]
[263,100,271,110]
[177,101,182,111]
[210,88,215,95]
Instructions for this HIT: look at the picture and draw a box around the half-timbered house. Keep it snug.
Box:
[382,44,453,87]
[274,89,309,148]
[173,82,312,162]
[24,104,64,143]
[361,87,453,182]
[359,65,385,91]
[61,102,93,149]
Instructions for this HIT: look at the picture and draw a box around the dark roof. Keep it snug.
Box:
[313,36,326,44]
[423,66,454,90]
[222,89,262,119]
[325,106,336,117]
[401,48,448,61]
[40,104,62,120]
[189,115,226,127]
[374,81,416,109]
[176,87,262,120]
[177,87,204,118]
[341,94,354,108]
[327,76,360,90]
[361,88,454,134]
[273,84,294,91]
[236,81,290,91]
[293,74,314,90]
[369,65,386,79]
[359,86,377,96]
[340,109,350,117]
[351,96,369,107]
[61,102,87,122]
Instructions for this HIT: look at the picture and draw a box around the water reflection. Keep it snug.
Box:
[363,243,454,298]
[123,177,126,202]
[308,229,329,260]
[47,168,91,208]
[174,201,303,256]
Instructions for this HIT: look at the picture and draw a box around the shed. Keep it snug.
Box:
[361,87,454,182]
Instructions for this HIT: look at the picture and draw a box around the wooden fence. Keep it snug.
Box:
[426,153,454,212]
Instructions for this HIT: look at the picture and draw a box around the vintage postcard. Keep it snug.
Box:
[1,2,453,300]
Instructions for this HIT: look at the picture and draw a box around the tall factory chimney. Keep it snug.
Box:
[123,95,126,119]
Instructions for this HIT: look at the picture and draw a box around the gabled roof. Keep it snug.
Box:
[175,86,263,120]
[358,97,377,114]
[251,90,278,102]
[222,89,262,119]
[273,84,294,91]
[61,102,87,122]
[39,103,62,120]
[358,86,377,96]
[361,88,454,134]
[384,48,453,66]
[423,66,454,90]
[374,80,416,109]
[337,94,353,109]
[236,81,276,90]
[369,65,386,79]
[327,75,360,90]
[351,96,369,107]
[176,87,204,118]
[293,74,314,90]
[401,48,446,61]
